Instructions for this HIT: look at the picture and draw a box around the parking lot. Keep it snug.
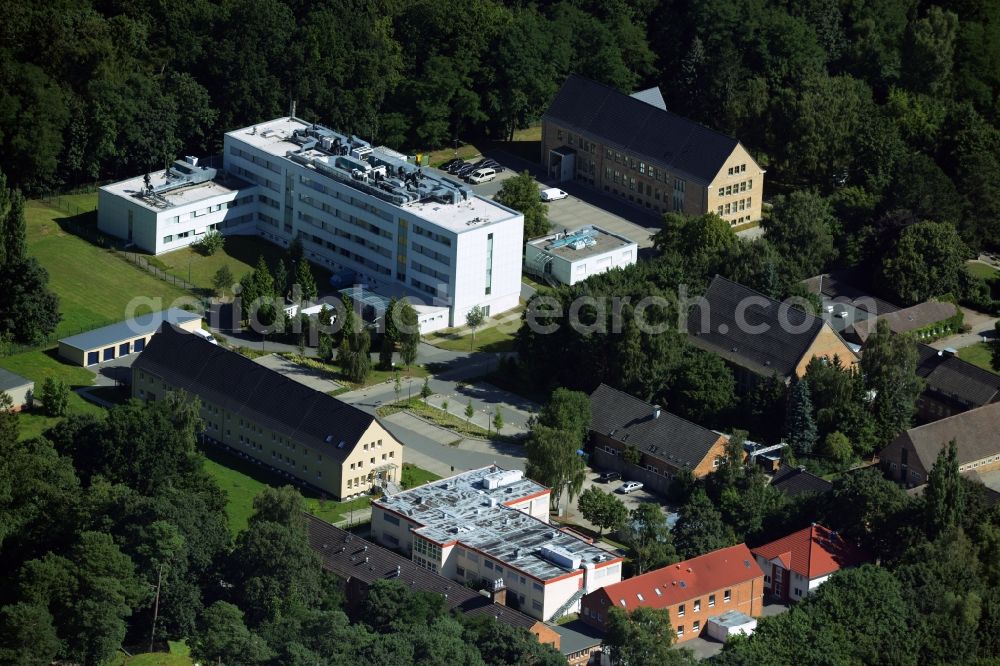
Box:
[557,468,677,538]
[430,155,658,250]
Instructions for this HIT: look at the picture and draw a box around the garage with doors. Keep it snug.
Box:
[58,308,203,367]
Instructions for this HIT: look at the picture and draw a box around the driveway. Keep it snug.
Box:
[557,469,676,533]
[930,307,999,351]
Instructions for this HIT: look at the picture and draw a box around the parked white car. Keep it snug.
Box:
[540,188,568,202]
[618,481,644,494]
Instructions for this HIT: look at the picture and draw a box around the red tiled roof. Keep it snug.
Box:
[585,544,763,612]
[751,524,865,580]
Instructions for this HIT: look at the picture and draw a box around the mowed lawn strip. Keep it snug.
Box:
[154,235,332,294]
[0,348,106,440]
[26,196,191,338]
[201,445,410,534]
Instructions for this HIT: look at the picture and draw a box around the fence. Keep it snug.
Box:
[120,251,200,291]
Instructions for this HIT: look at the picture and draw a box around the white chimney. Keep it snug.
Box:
[653,405,662,419]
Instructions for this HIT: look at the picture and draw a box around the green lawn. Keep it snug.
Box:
[279,353,429,388]
[958,342,999,374]
[0,348,106,439]
[424,320,520,353]
[402,462,441,489]
[26,196,191,338]
[201,446,440,534]
[967,261,1000,281]
[377,397,516,442]
[105,641,192,666]
[154,235,332,296]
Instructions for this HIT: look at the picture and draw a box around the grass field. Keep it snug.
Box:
[425,323,518,352]
[26,196,191,339]
[279,352,429,388]
[200,446,437,534]
[958,342,999,374]
[967,261,1000,281]
[154,235,332,296]
[377,397,515,442]
[105,641,192,666]
[402,462,441,489]
[0,348,106,439]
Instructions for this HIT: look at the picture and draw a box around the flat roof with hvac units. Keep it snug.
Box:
[525,226,637,285]
[58,308,203,367]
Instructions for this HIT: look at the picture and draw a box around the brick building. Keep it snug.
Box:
[878,402,1000,487]
[304,514,561,651]
[541,75,764,226]
[688,275,859,390]
[914,345,1000,423]
[751,524,865,603]
[580,544,764,643]
[588,384,730,494]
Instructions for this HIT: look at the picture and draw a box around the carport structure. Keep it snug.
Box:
[58,307,203,366]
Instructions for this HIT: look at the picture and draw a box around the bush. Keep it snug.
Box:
[39,377,69,416]
[194,230,225,256]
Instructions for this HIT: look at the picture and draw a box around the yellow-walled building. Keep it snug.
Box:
[541,74,765,227]
[133,324,402,499]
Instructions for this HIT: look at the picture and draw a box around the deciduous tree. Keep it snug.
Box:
[494,171,549,239]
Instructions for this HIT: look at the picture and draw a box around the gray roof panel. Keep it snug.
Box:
[59,308,201,351]
[589,384,722,468]
[133,324,379,461]
[544,75,742,184]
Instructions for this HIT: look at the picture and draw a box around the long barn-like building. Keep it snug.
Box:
[132,323,402,500]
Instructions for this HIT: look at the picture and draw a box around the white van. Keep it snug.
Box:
[467,168,497,184]
[191,328,218,345]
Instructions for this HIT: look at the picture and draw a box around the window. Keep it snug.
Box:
[163,235,173,243]
[456,566,465,576]
[383,513,400,526]
[693,620,700,632]
[718,187,724,197]
[694,600,701,612]
[678,604,685,617]
[677,626,684,638]
[533,582,543,592]
[532,600,543,611]
[709,594,716,607]
[794,588,802,596]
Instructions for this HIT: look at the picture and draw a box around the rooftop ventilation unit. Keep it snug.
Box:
[539,544,582,570]
[481,469,524,490]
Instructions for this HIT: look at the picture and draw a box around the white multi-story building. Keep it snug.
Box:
[98,157,257,255]
[370,466,624,622]
[98,117,525,331]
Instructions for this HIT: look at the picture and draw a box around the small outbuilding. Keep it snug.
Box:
[706,610,757,642]
[58,308,203,367]
[0,368,34,411]
[525,226,637,286]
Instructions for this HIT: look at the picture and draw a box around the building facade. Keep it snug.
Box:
[132,324,402,499]
[304,514,562,650]
[524,226,637,285]
[751,525,865,603]
[58,308,203,367]
[588,384,731,495]
[580,544,764,644]
[98,158,257,255]
[371,467,623,622]
[542,75,764,227]
[99,118,525,332]
[879,402,1000,487]
[688,275,859,390]
[0,368,33,411]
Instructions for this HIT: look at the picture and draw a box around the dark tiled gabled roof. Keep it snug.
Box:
[888,402,1000,472]
[800,272,900,315]
[304,514,538,630]
[589,384,722,469]
[133,324,380,461]
[916,344,1000,408]
[770,464,833,498]
[687,275,835,378]
[850,301,958,343]
[543,74,746,184]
